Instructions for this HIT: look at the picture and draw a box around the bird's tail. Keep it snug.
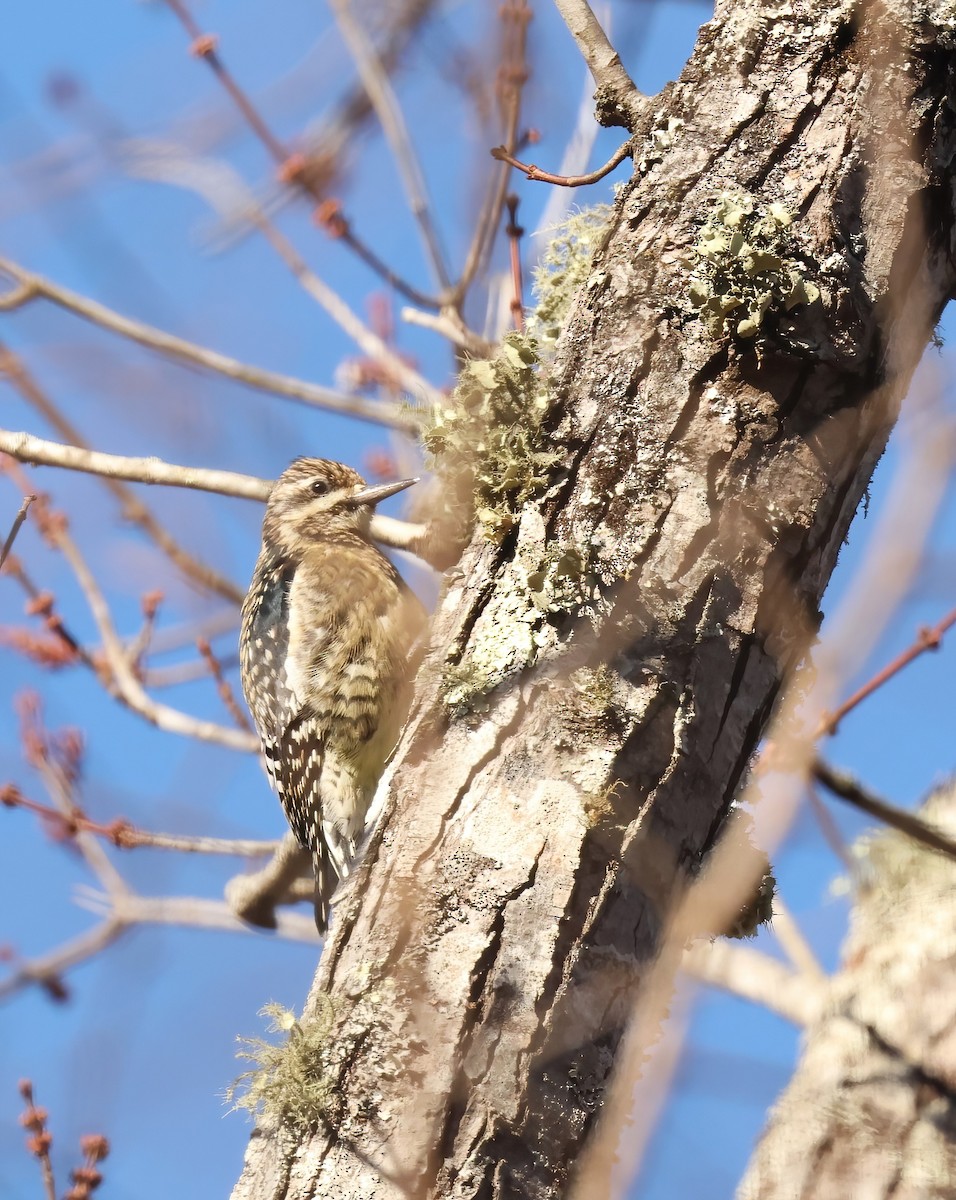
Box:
[311,826,359,935]
[312,840,338,935]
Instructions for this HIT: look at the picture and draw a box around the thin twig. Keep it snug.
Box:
[813,759,956,862]
[0,257,410,429]
[248,210,440,404]
[536,56,606,231]
[0,554,94,669]
[196,636,253,731]
[17,1080,58,1200]
[201,0,439,253]
[552,0,644,129]
[161,0,439,310]
[0,431,433,558]
[144,652,239,688]
[0,920,124,1002]
[0,888,317,1002]
[1,784,277,856]
[225,833,315,928]
[15,694,131,900]
[504,194,525,330]
[0,340,244,602]
[808,785,856,872]
[452,0,532,303]
[491,138,631,186]
[400,306,494,356]
[682,940,826,1028]
[817,604,956,737]
[0,493,35,570]
[127,591,163,670]
[58,539,259,751]
[24,497,259,752]
[329,0,451,290]
[81,889,320,942]
[769,893,825,980]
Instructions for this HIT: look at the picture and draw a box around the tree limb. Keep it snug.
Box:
[0,430,433,558]
[0,255,413,429]
[552,0,645,128]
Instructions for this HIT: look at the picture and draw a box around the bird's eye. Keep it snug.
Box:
[310,479,330,496]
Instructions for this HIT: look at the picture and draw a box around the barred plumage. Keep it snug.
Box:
[240,458,425,933]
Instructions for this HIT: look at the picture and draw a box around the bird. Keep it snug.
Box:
[239,457,425,933]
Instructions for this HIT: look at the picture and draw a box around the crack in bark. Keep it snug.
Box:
[855,1018,956,1107]
[713,631,755,746]
[408,697,528,880]
[431,848,544,1196]
[674,449,734,581]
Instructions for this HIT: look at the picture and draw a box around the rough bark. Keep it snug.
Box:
[231,1,956,1196]
[739,782,956,1200]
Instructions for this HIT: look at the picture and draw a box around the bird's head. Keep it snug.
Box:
[262,457,417,556]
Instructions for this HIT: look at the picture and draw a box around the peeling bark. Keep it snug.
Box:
[231,1,956,1196]
[739,782,956,1200]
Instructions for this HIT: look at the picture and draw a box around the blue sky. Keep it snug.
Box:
[1,2,954,1197]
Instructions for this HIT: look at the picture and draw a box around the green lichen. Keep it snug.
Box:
[422,332,560,542]
[524,542,590,615]
[637,115,684,175]
[422,206,614,545]
[442,537,594,716]
[687,190,820,339]
[225,1000,336,1134]
[530,205,612,353]
[441,659,497,719]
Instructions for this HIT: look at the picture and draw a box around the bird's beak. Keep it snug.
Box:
[347,477,419,508]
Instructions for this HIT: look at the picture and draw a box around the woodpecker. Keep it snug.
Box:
[240,458,425,933]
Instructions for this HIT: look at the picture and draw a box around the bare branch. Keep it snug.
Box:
[505,194,525,329]
[160,0,441,310]
[770,893,826,981]
[813,759,956,863]
[144,654,238,688]
[491,137,631,186]
[0,888,317,1003]
[817,602,956,737]
[0,493,35,571]
[0,256,412,429]
[17,1081,57,1200]
[0,429,272,499]
[84,889,319,942]
[0,553,95,669]
[452,0,532,303]
[17,701,131,899]
[0,339,245,603]
[250,212,441,405]
[225,833,314,928]
[683,940,827,1028]
[552,0,645,129]
[400,306,495,356]
[0,430,432,558]
[34,509,259,752]
[196,636,253,731]
[123,831,278,856]
[0,919,124,1003]
[329,0,451,290]
[1,783,278,856]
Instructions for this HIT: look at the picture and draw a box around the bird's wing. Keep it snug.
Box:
[274,706,339,934]
[240,556,297,790]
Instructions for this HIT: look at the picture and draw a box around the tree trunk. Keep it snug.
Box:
[738,782,956,1200]
[232,2,956,1196]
